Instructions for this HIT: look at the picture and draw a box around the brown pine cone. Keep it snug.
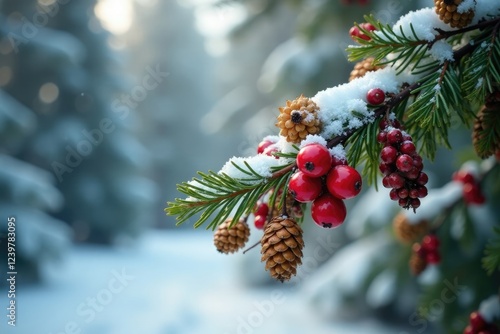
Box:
[349,57,384,82]
[261,216,304,282]
[276,95,321,143]
[472,91,500,159]
[434,0,475,28]
[393,212,429,244]
[409,243,427,276]
[270,191,301,219]
[214,218,250,254]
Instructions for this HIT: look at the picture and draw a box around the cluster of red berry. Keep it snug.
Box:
[378,120,428,211]
[349,22,376,41]
[289,143,362,228]
[453,170,486,205]
[413,234,441,266]
[464,311,499,334]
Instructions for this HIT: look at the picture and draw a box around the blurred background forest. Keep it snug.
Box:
[0,0,497,333]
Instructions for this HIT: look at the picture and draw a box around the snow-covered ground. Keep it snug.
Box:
[1,230,410,334]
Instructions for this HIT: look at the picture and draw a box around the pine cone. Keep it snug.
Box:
[434,0,475,29]
[472,91,500,159]
[270,191,301,219]
[276,95,321,143]
[409,243,427,276]
[214,218,250,254]
[261,216,304,282]
[349,57,384,82]
[393,212,429,244]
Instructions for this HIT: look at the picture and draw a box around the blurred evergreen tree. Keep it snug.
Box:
[0,0,156,251]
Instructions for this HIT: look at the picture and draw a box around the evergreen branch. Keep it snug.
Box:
[483,226,500,276]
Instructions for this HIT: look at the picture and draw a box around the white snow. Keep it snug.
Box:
[457,0,476,14]
[299,134,328,148]
[473,0,500,24]
[388,8,453,43]
[219,154,290,181]
[430,40,454,63]
[329,145,347,162]
[479,295,500,323]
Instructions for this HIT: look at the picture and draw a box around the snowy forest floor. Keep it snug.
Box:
[2,230,415,334]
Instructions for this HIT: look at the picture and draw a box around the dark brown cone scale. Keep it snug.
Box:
[260,216,304,282]
[434,0,475,28]
[213,219,250,254]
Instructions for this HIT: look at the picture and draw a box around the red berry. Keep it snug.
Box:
[254,203,269,217]
[396,154,414,173]
[254,215,266,229]
[412,157,424,170]
[311,194,347,228]
[417,172,429,186]
[389,188,399,200]
[417,186,428,198]
[412,243,426,257]
[331,155,348,167]
[381,146,398,164]
[386,128,403,145]
[404,167,420,180]
[379,119,389,130]
[361,23,376,32]
[409,198,421,209]
[263,144,279,158]
[379,163,394,176]
[377,131,387,143]
[426,251,441,264]
[463,183,486,205]
[463,325,475,334]
[326,165,362,199]
[382,176,391,188]
[399,197,409,208]
[470,312,487,331]
[400,141,416,155]
[387,172,405,189]
[257,139,275,154]
[422,234,440,251]
[409,188,419,199]
[297,143,332,177]
[453,170,475,184]
[398,187,409,199]
[288,171,323,202]
[349,26,362,40]
[367,88,385,105]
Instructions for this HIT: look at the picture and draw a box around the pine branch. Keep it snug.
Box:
[483,226,500,276]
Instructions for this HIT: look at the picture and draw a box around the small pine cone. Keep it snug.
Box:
[261,216,304,282]
[434,0,475,29]
[276,95,321,143]
[409,251,427,276]
[349,57,384,82]
[472,91,500,159]
[393,212,429,244]
[214,219,250,254]
[270,191,299,219]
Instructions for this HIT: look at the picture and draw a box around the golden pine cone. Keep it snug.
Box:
[434,0,475,28]
[409,243,427,276]
[349,57,384,82]
[276,95,321,143]
[393,212,429,244]
[472,91,500,159]
[261,216,304,282]
[214,218,250,254]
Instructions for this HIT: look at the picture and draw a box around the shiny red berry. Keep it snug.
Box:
[400,141,416,155]
[377,131,387,143]
[367,88,385,105]
[254,215,266,229]
[470,312,487,331]
[387,172,405,189]
[254,203,269,217]
[326,165,362,199]
[257,139,275,154]
[386,128,403,145]
[297,143,332,177]
[311,194,347,228]
[381,146,398,164]
[396,154,414,172]
[288,171,323,203]
[379,163,394,176]
[398,187,409,199]
[263,144,279,158]
[409,198,421,209]
[389,188,399,200]
[417,186,428,198]
[417,172,428,186]
[331,155,348,167]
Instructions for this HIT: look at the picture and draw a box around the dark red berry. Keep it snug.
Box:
[386,129,403,145]
[326,165,362,199]
[401,131,412,141]
[379,163,394,176]
[400,141,416,155]
[367,88,385,105]
[453,170,475,184]
[254,215,266,229]
[404,167,420,180]
[389,188,399,201]
[297,143,332,177]
[396,154,414,172]
[331,155,348,167]
[381,146,398,164]
[382,176,391,188]
[425,251,441,264]
[377,131,387,143]
[412,157,424,170]
[422,234,440,251]
[254,203,269,217]
[463,183,486,205]
[379,119,389,130]
[288,171,323,202]
[311,194,347,228]
[409,198,421,209]
[412,243,426,257]
[409,188,419,199]
[417,186,428,198]
[398,188,409,199]
[469,311,488,332]
[417,172,429,186]
[399,197,409,208]
[387,172,405,189]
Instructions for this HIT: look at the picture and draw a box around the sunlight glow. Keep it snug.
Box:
[94,0,133,35]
